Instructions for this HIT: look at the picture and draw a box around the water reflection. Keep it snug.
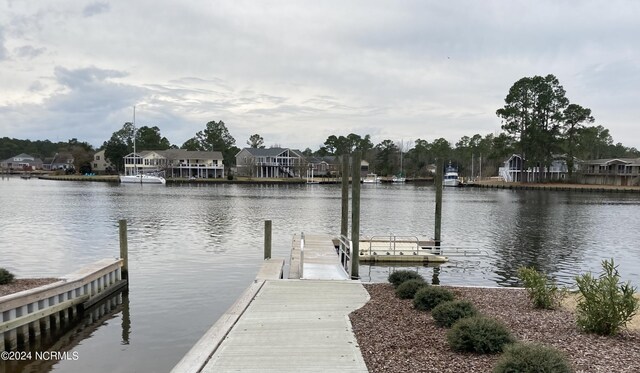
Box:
[1,178,639,373]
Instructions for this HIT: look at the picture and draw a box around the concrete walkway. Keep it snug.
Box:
[201,279,370,373]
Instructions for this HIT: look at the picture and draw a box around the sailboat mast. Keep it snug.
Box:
[133,106,136,176]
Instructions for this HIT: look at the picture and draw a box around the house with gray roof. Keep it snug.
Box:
[579,158,640,186]
[1,153,43,171]
[122,149,224,178]
[235,147,304,178]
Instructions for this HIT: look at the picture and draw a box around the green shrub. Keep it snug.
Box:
[413,286,455,311]
[0,268,15,285]
[388,270,424,288]
[575,259,639,335]
[493,342,572,373]
[447,315,514,353]
[518,266,565,309]
[432,300,478,327]
[395,279,428,299]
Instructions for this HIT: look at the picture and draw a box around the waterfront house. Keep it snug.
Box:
[579,158,640,186]
[122,149,224,178]
[43,152,75,171]
[235,147,304,178]
[498,154,572,182]
[307,156,339,177]
[0,153,43,171]
[92,149,115,174]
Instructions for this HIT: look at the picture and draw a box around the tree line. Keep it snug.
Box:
[2,74,638,177]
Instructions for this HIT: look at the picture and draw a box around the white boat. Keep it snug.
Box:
[443,162,460,187]
[120,107,166,185]
[392,175,406,183]
[362,173,381,183]
[120,173,166,184]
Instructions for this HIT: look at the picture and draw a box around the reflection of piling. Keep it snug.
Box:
[264,220,272,260]
[350,151,361,279]
[119,219,129,280]
[434,159,443,253]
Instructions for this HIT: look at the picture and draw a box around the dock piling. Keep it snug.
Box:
[341,155,349,238]
[119,219,129,280]
[264,220,272,260]
[350,151,361,279]
[434,159,443,253]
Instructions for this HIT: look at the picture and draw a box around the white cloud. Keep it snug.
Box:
[0,0,639,150]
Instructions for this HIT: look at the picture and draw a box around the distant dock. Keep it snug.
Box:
[469,180,640,193]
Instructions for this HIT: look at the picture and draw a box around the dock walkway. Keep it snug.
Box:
[172,234,370,373]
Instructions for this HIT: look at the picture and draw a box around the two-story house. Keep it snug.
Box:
[499,154,573,182]
[93,150,115,174]
[579,158,640,186]
[235,148,304,178]
[0,153,43,171]
[122,149,224,178]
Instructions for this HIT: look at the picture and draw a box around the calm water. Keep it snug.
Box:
[1,176,639,372]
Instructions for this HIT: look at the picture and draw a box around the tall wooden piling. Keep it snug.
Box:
[434,159,443,252]
[341,155,349,238]
[350,151,361,279]
[264,220,272,260]
[119,219,129,280]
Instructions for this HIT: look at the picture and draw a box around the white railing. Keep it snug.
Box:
[0,258,124,351]
[335,235,353,278]
[299,233,305,279]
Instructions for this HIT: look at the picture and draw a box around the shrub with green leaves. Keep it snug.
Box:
[388,270,424,288]
[575,259,639,335]
[493,342,572,373]
[0,268,15,285]
[518,266,565,309]
[447,315,514,353]
[432,300,478,327]
[395,279,428,299]
[413,286,455,311]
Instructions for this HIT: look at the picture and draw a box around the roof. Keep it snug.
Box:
[580,158,640,166]
[125,149,223,160]
[239,147,302,157]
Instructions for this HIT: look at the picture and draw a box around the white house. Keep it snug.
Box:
[122,149,225,178]
[498,154,572,182]
[235,147,304,178]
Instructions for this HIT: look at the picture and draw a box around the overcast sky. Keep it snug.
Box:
[1,0,639,151]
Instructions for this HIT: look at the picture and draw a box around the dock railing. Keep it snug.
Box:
[299,232,305,279]
[335,235,352,278]
[364,235,421,255]
[0,258,125,351]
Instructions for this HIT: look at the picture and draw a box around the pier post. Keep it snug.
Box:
[264,220,272,260]
[341,155,349,239]
[350,151,361,279]
[119,219,129,280]
[434,159,443,253]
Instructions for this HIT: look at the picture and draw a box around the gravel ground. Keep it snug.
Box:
[350,284,640,373]
[0,278,60,297]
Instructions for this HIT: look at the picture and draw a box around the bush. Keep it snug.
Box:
[575,259,639,335]
[518,266,565,309]
[413,286,455,311]
[447,315,514,353]
[432,300,478,327]
[493,342,572,373]
[395,279,428,299]
[388,270,424,288]
[0,268,15,285]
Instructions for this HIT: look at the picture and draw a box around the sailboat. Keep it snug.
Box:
[392,142,406,183]
[119,107,166,185]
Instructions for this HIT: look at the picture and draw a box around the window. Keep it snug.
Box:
[96,155,101,160]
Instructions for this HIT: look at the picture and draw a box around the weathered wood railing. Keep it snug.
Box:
[0,258,126,351]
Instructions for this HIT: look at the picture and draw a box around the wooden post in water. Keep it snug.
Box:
[119,219,129,280]
[341,155,349,238]
[434,159,443,253]
[350,151,361,279]
[264,220,272,259]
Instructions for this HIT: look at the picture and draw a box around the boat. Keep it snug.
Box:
[20,173,32,180]
[120,107,166,185]
[443,162,460,187]
[392,141,406,183]
[392,175,406,183]
[362,173,381,183]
